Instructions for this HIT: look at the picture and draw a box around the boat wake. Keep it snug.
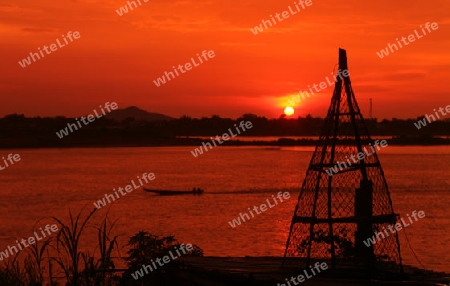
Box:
[207,187,299,195]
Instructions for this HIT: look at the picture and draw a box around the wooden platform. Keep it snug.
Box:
[169,257,450,286]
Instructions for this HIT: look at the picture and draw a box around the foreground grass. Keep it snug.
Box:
[0,208,203,285]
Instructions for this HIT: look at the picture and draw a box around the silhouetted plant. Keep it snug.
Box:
[1,211,205,285]
[0,254,44,286]
[122,231,203,284]
[51,208,97,285]
[79,217,120,285]
[0,228,55,286]
[299,228,356,259]
[26,234,53,284]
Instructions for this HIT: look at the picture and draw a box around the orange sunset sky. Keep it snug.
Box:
[1,0,449,119]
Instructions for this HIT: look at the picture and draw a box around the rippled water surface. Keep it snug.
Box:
[0,146,449,272]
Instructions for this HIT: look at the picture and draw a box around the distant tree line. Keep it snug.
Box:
[0,113,449,148]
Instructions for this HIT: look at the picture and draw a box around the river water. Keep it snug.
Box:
[0,146,448,272]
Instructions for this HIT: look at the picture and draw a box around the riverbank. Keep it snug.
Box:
[1,135,449,149]
[173,256,450,286]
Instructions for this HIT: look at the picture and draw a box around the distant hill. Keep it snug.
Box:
[106,106,173,122]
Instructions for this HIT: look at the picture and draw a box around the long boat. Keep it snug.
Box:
[143,187,204,196]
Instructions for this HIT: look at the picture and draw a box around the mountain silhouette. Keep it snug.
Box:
[106,106,173,122]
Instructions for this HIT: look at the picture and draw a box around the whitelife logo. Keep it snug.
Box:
[93,172,155,209]
[228,192,290,228]
[0,153,21,171]
[413,104,450,130]
[190,121,252,158]
[288,69,349,107]
[131,243,194,280]
[250,0,313,35]
[18,31,81,68]
[325,140,388,176]
[153,50,215,87]
[363,210,425,247]
[376,22,438,59]
[115,0,149,16]
[0,224,59,261]
[277,262,328,286]
[56,102,118,139]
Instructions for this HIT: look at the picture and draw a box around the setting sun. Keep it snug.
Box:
[284,107,294,116]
